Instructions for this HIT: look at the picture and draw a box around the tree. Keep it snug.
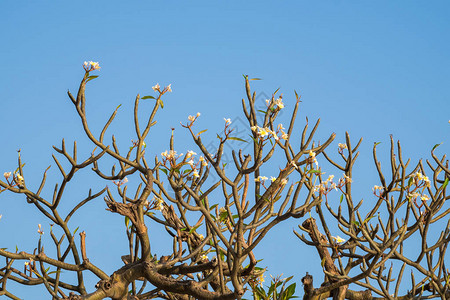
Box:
[0,62,449,300]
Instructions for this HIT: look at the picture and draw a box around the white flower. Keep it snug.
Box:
[165,84,172,92]
[281,131,289,140]
[257,273,265,287]
[90,61,100,70]
[224,118,232,125]
[83,61,100,71]
[188,115,196,122]
[343,173,352,183]
[277,124,285,131]
[338,143,347,151]
[421,194,430,201]
[255,176,268,182]
[373,185,383,192]
[186,150,197,159]
[152,83,160,91]
[258,127,269,137]
[198,234,204,239]
[193,170,200,178]
[37,224,44,235]
[270,176,277,182]
[187,159,195,167]
[274,97,284,109]
[280,179,288,185]
[309,150,316,158]
[3,172,11,180]
[15,173,24,185]
[201,254,208,261]
[333,236,346,244]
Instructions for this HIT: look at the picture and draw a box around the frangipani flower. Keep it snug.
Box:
[152,83,160,91]
[332,235,345,244]
[255,176,268,182]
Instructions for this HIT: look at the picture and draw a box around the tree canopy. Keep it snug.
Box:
[0,63,449,300]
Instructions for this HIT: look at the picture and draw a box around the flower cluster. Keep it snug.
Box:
[152,83,172,94]
[313,173,351,197]
[251,123,288,141]
[255,175,288,185]
[307,150,319,169]
[266,95,285,111]
[338,143,347,154]
[151,197,165,211]
[113,177,128,187]
[160,149,208,179]
[411,172,431,188]
[187,112,201,125]
[83,61,100,72]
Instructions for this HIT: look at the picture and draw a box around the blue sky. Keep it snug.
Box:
[1,1,449,298]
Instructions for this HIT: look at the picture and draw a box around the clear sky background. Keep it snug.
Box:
[1,1,449,299]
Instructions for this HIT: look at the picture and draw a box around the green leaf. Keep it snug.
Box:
[339,194,344,204]
[442,178,449,189]
[352,221,360,228]
[257,109,268,114]
[250,78,262,81]
[125,216,130,228]
[196,129,208,137]
[158,99,164,109]
[321,257,326,267]
[307,169,321,174]
[15,245,18,253]
[141,95,155,100]
[48,270,62,275]
[86,75,99,83]
[159,168,168,175]
[407,176,414,187]
[374,142,381,146]
[209,204,218,211]
[73,227,79,235]
[228,137,248,143]
[432,142,442,151]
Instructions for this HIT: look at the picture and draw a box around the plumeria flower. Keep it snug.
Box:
[274,97,284,109]
[257,273,265,287]
[201,254,208,261]
[198,234,204,239]
[338,143,347,154]
[186,150,197,159]
[187,159,195,167]
[373,185,384,192]
[224,118,232,125]
[333,236,346,244]
[15,173,24,186]
[37,224,44,235]
[3,172,11,180]
[83,61,101,71]
[270,176,277,182]
[408,192,420,199]
[199,156,208,167]
[152,83,160,91]
[165,84,172,92]
[193,170,200,178]
[281,132,289,140]
[421,194,430,201]
[255,176,268,182]
[280,179,288,185]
